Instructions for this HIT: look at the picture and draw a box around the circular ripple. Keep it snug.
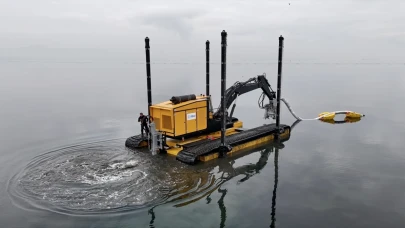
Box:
[8,139,218,215]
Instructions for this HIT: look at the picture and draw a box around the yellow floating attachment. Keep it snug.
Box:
[318,111,365,120]
[318,112,335,120]
[344,117,362,123]
[345,111,365,118]
[320,117,362,124]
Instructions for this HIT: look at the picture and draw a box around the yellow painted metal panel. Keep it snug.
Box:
[175,100,207,111]
[233,121,243,128]
[186,109,197,133]
[197,107,207,130]
[166,147,182,156]
[149,106,160,119]
[150,106,171,132]
[175,111,186,136]
[162,115,172,130]
[160,109,174,133]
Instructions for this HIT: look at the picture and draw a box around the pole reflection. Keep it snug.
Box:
[271,147,279,228]
[146,140,286,227]
[147,117,363,227]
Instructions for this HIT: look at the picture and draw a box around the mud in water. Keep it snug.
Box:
[7,139,218,215]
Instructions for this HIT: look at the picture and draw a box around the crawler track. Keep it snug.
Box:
[176,124,290,164]
[125,134,148,149]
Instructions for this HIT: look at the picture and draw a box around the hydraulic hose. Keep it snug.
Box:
[280,98,305,120]
[280,98,365,121]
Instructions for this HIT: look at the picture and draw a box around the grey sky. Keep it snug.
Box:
[0,0,404,62]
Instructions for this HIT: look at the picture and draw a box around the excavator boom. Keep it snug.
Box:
[213,74,276,119]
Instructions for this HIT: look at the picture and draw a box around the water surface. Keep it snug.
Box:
[1,58,405,227]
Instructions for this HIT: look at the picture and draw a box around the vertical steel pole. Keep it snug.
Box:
[220,30,227,147]
[275,35,284,135]
[206,40,210,97]
[145,37,152,118]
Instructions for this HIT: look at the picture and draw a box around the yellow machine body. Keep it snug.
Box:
[149,95,209,137]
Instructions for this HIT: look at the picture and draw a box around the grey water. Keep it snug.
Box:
[1,54,405,227]
[1,0,405,222]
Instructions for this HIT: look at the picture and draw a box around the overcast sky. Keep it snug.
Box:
[0,0,404,62]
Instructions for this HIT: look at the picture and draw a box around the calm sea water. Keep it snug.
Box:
[1,58,405,227]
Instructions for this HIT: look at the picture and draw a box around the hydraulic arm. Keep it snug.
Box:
[213,74,276,120]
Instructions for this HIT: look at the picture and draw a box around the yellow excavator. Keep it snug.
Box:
[125,30,364,165]
[126,30,290,164]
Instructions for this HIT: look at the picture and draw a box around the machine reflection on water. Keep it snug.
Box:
[146,120,300,228]
[147,138,283,228]
[145,116,362,227]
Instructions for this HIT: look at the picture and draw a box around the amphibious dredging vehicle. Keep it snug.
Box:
[125,30,291,164]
